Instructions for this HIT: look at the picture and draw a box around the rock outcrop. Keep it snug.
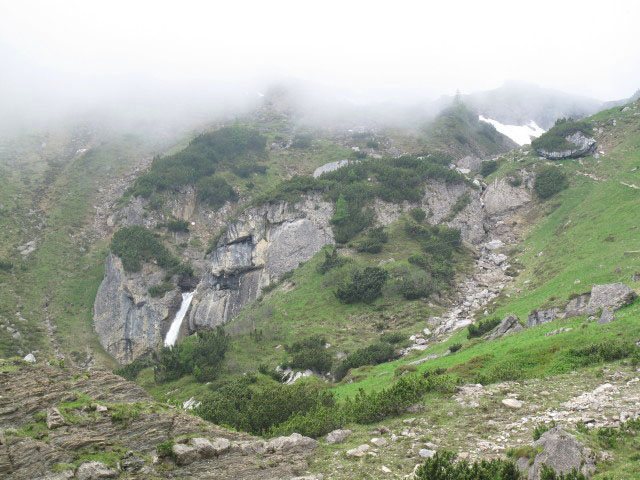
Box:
[482,177,532,217]
[535,132,597,159]
[0,360,317,480]
[93,254,182,364]
[485,314,523,340]
[586,283,637,314]
[527,283,636,328]
[516,427,595,479]
[187,195,334,331]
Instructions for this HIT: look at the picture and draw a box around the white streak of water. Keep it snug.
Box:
[164,291,194,347]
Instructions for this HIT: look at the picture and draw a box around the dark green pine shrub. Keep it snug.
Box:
[335,266,389,304]
[110,226,179,273]
[566,340,638,367]
[317,247,349,274]
[148,282,174,298]
[153,327,229,383]
[285,335,333,373]
[354,226,388,253]
[291,133,313,149]
[415,450,522,480]
[534,166,568,199]
[480,159,499,177]
[195,175,237,208]
[409,207,427,223]
[531,118,593,153]
[334,342,396,380]
[166,219,189,232]
[128,125,266,201]
[467,317,501,339]
[257,154,468,243]
[114,356,155,381]
[379,332,406,344]
[0,259,13,271]
[398,271,437,300]
[194,377,335,436]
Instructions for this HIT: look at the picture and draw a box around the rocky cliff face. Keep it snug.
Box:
[94,173,533,364]
[188,194,335,331]
[94,254,182,363]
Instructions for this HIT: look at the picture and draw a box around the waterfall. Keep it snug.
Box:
[164,291,194,347]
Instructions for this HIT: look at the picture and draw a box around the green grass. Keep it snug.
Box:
[326,100,640,399]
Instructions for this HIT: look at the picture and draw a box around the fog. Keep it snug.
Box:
[2,0,640,135]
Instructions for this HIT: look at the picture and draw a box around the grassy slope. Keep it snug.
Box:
[328,101,640,398]
[0,134,153,366]
[138,103,640,407]
[139,219,472,401]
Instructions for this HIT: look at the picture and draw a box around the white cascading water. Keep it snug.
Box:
[164,291,194,347]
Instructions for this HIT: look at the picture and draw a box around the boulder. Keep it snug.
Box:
[46,407,66,429]
[346,444,370,457]
[267,433,317,453]
[211,437,231,455]
[482,178,532,217]
[23,353,36,363]
[418,449,436,459]
[502,398,523,409]
[171,443,198,466]
[564,293,591,318]
[516,427,595,479]
[371,437,387,447]
[597,307,615,325]
[535,132,597,159]
[326,429,352,445]
[190,437,216,458]
[586,283,637,314]
[75,461,118,480]
[527,308,560,328]
[486,314,523,341]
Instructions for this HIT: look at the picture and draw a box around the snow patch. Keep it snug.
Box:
[479,115,545,146]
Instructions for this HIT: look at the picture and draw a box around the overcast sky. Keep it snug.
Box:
[1,0,640,129]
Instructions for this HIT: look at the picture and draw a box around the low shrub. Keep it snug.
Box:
[379,332,406,344]
[449,343,462,353]
[467,317,501,339]
[196,175,237,208]
[285,335,333,373]
[156,440,175,459]
[153,327,229,383]
[334,342,396,380]
[195,377,335,436]
[0,259,13,271]
[292,134,313,149]
[534,166,568,199]
[567,340,637,367]
[415,450,521,480]
[532,118,593,153]
[114,356,155,381]
[409,207,427,223]
[335,266,389,304]
[354,227,389,253]
[166,219,189,232]
[317,247,349,274]
[533,421,557,441]
[111,226,182,273]
[480,160,499,177]
[398,270,437,300]
[148,282,174,298]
